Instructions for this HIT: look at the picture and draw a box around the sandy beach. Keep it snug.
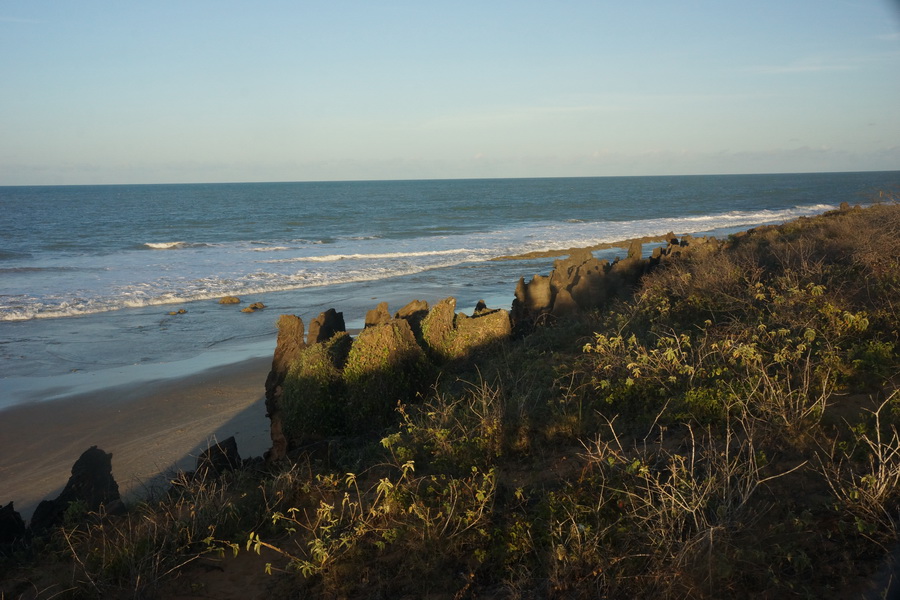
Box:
[0,357,273,522]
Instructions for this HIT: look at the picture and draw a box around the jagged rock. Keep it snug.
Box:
[510,274,556,330]
[265,315,306,462]
[365,302,391,328]
[564,255,609,309]
[395,299,430,340]
[307,308,346,344]
[474,300,489,315]
[219,296,241,304]
[281,332,353,439]
[419,298,512,360]
[509,233,728,328]
[449,307,511,358]
[30,446,122,533]
[0,502,26,546]
[420,297,458,359]
[395,299,429,320]
[196,436,241,479]
[343,320,430,429]
[551,287,579,318]
[628,239,643,260]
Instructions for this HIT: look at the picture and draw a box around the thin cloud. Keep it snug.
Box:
[0,16,41,24]
[746,58,856,74]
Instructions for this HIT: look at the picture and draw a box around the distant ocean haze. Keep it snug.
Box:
[0,172,897,406]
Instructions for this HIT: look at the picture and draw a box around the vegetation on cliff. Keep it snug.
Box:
[3,202,900,599]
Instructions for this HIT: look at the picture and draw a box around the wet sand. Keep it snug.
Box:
[0,357,273,522]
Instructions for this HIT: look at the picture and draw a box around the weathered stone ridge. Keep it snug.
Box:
[511,234,722,329]
[267,299,512,456]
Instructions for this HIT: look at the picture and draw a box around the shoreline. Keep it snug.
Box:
[0,356,272,522]
[490,232,676,261]
[0,220,837,523]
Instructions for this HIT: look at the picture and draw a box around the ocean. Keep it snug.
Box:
[1,172,898,409]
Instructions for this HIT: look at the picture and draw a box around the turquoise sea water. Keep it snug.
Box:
[1,172,898,407]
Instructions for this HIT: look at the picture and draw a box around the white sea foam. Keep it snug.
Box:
[0,202,848,323]
[144,241,188,250]
[250,246,292,252]
[263,248,476,264]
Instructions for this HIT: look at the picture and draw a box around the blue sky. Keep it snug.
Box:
[1,1,899,185]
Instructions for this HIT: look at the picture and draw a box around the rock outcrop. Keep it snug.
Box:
[281,332,352,441]
[511,234,722,330]
[30,446,122,533]
[343,319,430,430]
[421,297,512,361]
[264,315,307,461]
[364,302,392,328]
[266,298,512,456]
[264,234,731,454]
[0,502,26,547]
[307,308,346,345]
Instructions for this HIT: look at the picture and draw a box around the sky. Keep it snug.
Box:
[1,1,899,185]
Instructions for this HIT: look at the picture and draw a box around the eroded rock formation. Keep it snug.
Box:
[511,234,721,330]
[264,315,307,461]
[266,298,512,456]
[30,446,122,533]
[0,502,26,547]
[307,308,346,344]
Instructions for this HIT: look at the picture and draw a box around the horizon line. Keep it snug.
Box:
[2,168,899,189]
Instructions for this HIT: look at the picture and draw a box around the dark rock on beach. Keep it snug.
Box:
[307,308,346,344]
[195,436,241,479]
[30,446,122,533]
[0,502,26,547]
